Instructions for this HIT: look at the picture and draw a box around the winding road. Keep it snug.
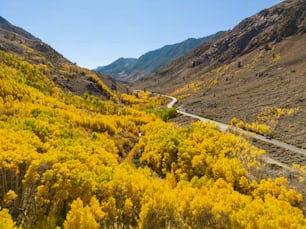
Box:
[164,95,306,167]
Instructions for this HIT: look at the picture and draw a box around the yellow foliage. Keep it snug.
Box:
[231,107,299,136]
[121,93,144,104]
[231,117,272,136]
[0,208,19,229]
[251,178,303,207]
[231,195,305,229]
[274,53,282,60]
[292,164,306,182]
[64,198,99,229]
[87,73,119,102]
[139,184,183,229]
[3,190,17,205]
[171,80,202,97]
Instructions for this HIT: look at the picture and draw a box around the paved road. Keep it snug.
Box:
[165,95,306,157]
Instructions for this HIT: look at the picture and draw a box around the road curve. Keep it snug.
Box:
[164,95,306,157]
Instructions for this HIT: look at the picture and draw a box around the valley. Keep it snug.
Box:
[0,0,306,228]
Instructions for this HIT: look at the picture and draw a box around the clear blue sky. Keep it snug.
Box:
[1,0,283,69]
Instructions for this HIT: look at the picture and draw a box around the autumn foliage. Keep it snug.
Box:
[0,50,305,228]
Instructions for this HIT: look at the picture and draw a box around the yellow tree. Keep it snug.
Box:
[139,182,183,229]
[64,198,99,229]
[230,195,306,228]
[0,208,19,229]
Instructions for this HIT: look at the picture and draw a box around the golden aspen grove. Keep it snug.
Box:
[0,50,306,229]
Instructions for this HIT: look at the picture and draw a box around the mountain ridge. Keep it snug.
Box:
[96,32,223,82]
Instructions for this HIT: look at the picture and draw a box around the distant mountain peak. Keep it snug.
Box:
[0,16,9,24]
[95,31,223,82]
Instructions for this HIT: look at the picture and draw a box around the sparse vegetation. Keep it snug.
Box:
[230,107,299,136]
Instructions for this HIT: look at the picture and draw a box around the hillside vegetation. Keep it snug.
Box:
[0,48,305,228]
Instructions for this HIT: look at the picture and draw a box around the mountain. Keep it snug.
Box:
[135,0,306,148]
[96,32,223,82]
[96,57,137,81]
[0,16,123,100]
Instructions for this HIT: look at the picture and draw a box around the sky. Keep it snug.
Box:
[1,0,283,69]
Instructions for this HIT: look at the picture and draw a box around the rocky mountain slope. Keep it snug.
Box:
[96,32,222,82]
[0,16,124,100]
[135,0,306,148]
